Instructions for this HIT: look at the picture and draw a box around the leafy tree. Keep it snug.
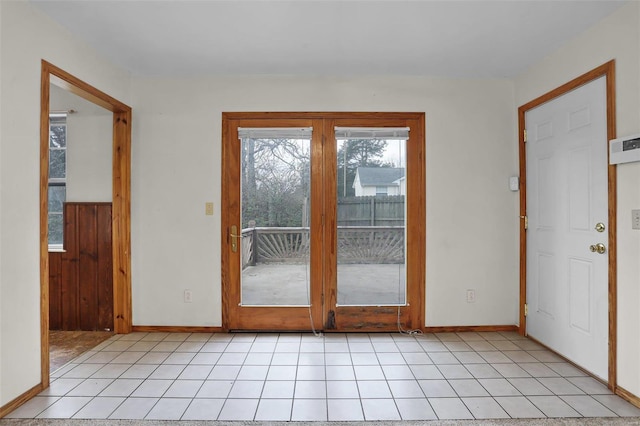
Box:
[241,138,310,228]
[337,139,389,197]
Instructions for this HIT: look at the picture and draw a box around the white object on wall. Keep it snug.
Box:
[610,133,640,165]
[509,176,520,192]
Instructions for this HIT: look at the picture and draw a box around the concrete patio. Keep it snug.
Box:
[241,263,406,306]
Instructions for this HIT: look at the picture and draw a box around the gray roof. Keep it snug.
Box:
[355,167,405,186]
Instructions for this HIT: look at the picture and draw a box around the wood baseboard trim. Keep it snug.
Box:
[132,325,225,333]
[132,325,519,334]
[424,325,519,333]
[0,383,43,418]
[616,386,640,409]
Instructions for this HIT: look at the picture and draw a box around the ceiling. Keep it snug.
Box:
[31,0,626,78]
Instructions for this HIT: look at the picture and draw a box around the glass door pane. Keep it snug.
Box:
[240,134,311,306]
[336,136,407,306]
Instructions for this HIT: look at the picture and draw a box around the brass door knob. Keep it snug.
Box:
[595,222,606,233]
[589,243,606,254]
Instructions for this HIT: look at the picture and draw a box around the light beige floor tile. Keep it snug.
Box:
[163,379,204,398]
[36,396,92,418]
[130,379,172,397]
[462,396,509,419]
[145,398,190,420]
[180,398,224,420]
[529,395,581,417]
[291,398,327,421]
[328,398,364,421]
[228,380,264,398]
[326,380,359,398]
[218,399,259,421]
[495,396,545,418]
[195,380,234,398]
[255,398,292,421]
[100,378,144,397]
[294,380,327,398]
[72,396,125,419]
[429,397,473,419]
[361,398,400,420]
[261,380,295,398]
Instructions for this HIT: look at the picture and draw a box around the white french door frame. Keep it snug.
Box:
[518,61,617,390]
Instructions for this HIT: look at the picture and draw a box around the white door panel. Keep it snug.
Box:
[526,76,608,380]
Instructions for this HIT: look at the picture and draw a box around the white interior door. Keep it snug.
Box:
[526,76,608,380]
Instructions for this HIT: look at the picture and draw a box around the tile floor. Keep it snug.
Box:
[7,331,640,421]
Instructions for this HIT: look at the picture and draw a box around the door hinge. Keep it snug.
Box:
[524,303,529,317]
[520,215,528,230]
[523,129,527,143]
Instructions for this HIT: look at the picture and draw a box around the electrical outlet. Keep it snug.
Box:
[466,289,476,303]
[184,289,193,303]
[205,202,214,216]
[632,209,640,230]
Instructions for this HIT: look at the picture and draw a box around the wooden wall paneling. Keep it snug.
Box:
[61,204,79,330]
[78,204,99,330]
[97,205,114,331]
[48,252,63,330]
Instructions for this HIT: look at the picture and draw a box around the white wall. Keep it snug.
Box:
[514,2,640,396]
[0,0,130,407]
[0,0,4,405]
[130,75,519,328]
[50,85,113,202]
[65,112,113,202]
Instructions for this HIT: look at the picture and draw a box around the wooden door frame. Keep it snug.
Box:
[40,60,132,388]
[221,112,425,332]
[518,60,616,389]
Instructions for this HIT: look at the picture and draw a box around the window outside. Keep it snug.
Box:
[48,115,66,247]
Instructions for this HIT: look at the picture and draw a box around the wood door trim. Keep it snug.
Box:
[518,60,616,389]
[40,60,132,391]
[222,112,425,121]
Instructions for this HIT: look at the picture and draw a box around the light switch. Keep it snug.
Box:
[205,202,214,216]
[509,176,520,192]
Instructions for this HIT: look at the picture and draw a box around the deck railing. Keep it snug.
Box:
[240,226,405,269]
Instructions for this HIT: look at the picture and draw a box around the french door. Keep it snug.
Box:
[221,113,425,332]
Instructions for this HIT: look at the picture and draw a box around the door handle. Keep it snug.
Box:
[230,225,239,253]
[589,243,606,254]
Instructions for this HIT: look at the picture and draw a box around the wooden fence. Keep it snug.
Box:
[337,195,404,226]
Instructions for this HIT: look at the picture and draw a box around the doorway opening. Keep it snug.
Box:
[40,61,132,389]
[221,112,425,332]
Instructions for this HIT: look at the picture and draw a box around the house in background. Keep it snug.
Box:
[353,167,405,196]
[1,0,640,418]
